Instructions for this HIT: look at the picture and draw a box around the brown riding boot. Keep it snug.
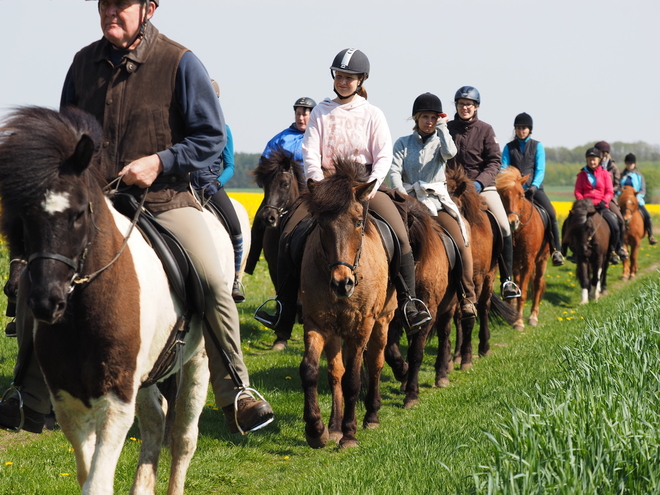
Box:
[222,396,274,434]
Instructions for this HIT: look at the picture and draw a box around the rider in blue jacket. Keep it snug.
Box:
[620,153,658,245]
[244,97,316,274]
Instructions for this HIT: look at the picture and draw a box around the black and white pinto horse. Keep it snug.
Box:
[0,106,239,494]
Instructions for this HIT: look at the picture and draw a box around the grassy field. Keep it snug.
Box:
[1,193,660,494]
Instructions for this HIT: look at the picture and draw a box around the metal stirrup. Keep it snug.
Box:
[232,387,274,436]
[254,298,282,328]
[401,297,432,329]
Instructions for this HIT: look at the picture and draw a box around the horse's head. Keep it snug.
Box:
[618,185,638,224]
[566,199,599,258]
[0,107,102,324]
[446,165,487,228]
[496,167,530,232]
[252,148,305,228]
[306,157,372,299]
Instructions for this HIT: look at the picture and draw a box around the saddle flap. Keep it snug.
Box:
[437,228,458,272]
[368,211,401,278]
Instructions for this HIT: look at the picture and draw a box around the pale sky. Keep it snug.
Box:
[1,0,658,154]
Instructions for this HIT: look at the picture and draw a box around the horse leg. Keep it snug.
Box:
[402,323,431,408]
[528,260,546,327]
[363,317,389,428]
[132,386,166,495]
[434,311,454,388]
[477,293,492,358]
[300,328,329,449]
[324,334,344,443]
[339,335,369,449]
[164,345,210,495]
[577,260,590,305]
[514,266,531,331]
[631,241,640,278]
[384,319,408,387]
[452,314,463,366]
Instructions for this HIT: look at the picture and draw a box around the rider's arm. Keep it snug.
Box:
[501,144,510,169]
[531,142,546,189]
[390,137,408,194]
[217,125,235,187]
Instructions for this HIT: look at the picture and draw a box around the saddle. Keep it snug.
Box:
[531,201,552,241]
[436,227,458,272]
[485,209,504,262]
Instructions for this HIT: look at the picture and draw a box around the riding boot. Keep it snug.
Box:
[244,219,266,275]
[500,234,521,299]
[395,251,432,337]
[643,213,658,245]
[617,218,629,260]
[550,220,565,266]
[231,234,245,302]
[5,301,16,337]
[456,243,477,320]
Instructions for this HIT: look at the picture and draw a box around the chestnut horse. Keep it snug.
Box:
[563,199,611,304]
[299,158,397,449]
[0,107,212,494]
[618,185,644,280]
[384,196,457,408]
[248,149,305,287]
[447,167,517,370]
[496,168,550,331]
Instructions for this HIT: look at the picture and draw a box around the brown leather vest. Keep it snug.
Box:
[69,22,199,212]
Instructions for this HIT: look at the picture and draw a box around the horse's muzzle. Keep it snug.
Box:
[28,288,68,324]
[330,276,356,299]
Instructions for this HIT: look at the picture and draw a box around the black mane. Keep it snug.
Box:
[251,147,305,189]
[306,156,370,217]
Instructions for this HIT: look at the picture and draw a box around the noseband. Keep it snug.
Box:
[262,170,295,220]
[323,202,369,286]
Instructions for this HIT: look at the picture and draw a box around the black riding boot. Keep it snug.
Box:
[500,234,521,299]
[395,251,432,337]
[550,220,565,266]
[244,219,266,275]
[231,234,245,302]
[643,211,658,245]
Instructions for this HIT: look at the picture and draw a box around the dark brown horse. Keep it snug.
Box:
[384,196,457,408]
[248,149,305,286]
[619,185,644,280]
[299,158,397,449]
[563,199,611,304]
[447,167,517,371]
[0,106,210,493]
[496,168,550,330]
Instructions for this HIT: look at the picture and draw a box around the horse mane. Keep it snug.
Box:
[305,156,371,228]
[405,196,439,263]
[619,185,637,204]
[495,167,522,193]
[0,106,106,213]
[251,147,305,189]
[446,165,487,228]
[569,199,596,229]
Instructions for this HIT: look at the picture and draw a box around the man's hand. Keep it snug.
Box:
[119,154,163,188]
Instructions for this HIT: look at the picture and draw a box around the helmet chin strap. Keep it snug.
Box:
[333,87,360,100]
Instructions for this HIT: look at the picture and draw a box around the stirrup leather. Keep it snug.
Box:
[254,298,282,328]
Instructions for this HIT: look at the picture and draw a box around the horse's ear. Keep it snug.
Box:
[355,180,377,202]
[454,180,467,198]
[521,174,531,185]
[63,134,95,175]
[307,178,317,194]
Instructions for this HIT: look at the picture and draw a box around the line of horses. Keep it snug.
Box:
[0,107,648,493]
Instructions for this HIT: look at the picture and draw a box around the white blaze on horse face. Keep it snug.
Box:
[41,190,71,215]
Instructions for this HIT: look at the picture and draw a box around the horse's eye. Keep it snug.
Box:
[356,220,363,229]
[72,209,85,227]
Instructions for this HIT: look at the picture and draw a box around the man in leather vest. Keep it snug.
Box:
[0,0,273,435]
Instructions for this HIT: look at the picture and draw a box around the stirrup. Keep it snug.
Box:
[401,297,432,331]
[501,280,521,299]
[232,387,274,436]
[232,279,246,303]
[254,298,282,329]
[1,387,25,433]
[551,251,565,267]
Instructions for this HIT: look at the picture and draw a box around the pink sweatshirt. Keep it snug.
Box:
[302,96,392,189]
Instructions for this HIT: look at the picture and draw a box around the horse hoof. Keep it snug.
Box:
[339,437,359,449]
[403,397,420,409]
[514,324,525,332]
[461,362,473,371]
[306,426,329,449]
[479,349,491,358]
[328,430,342,443]
[453,356,462,367]
[364,420,380,429]
[435,377,450,388]
[398,381,408,393]
[528,318,538,327]
[621,275,629,281]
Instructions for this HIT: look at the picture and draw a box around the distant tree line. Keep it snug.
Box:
[228,142,660,201]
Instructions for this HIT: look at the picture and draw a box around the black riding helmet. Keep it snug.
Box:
[514,112,533,129]
[330,48,370,100]
[585,147,603,158]
[293,97,316,111]
[412,93,443,116]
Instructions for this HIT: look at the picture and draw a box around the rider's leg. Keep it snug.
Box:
[609,202,628,258]
[533,190,564,266]
[209,188,245,302]
[600,208,622,264]
[639,204,658,245]
[436,211,477,318]
[245,199,266,275]
[481,188,521,299]
[155,207,273,433]
[254,202,309,348]
[370,191,431,335]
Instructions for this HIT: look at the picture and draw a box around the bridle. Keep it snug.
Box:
[322,201,369,287]
[261,170,295,220]
[508,193,534,228]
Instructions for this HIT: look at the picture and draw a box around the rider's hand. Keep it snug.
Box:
[474,181,483,193]
[525,185,538,198]
[596,200,607,211]
[119,154,163,188]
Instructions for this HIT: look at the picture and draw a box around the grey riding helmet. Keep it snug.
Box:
[330,48,370,79]
[293,97,316,111]
[454,86,481,105]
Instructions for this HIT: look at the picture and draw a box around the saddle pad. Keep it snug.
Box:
[438,230,458,271]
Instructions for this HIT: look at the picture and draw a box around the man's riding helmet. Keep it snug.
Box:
[514,112,533,129]
[412,93,443,116]
[594,141,611,153]
[585,147,603,158]
[454,86,481,105]
[293,97,316,111]
[330,48,370,79]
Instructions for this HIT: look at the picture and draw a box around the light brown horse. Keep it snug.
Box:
[496,168,550,330]
[384,196,457,408]
[447,167,517,370]
[298,158,397,449]
[619,185,645,280]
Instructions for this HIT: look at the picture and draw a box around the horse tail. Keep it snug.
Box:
[488,293,518,325]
